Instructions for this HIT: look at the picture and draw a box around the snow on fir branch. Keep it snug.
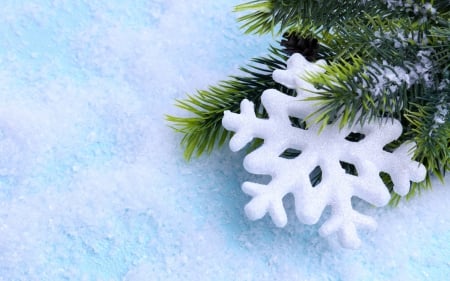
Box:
[385,0,438,18]
[363,50,433,97]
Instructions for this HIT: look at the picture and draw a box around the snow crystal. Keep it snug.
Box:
[223,54,426,249]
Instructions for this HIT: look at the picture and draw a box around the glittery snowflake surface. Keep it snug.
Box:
[222,54,426,248]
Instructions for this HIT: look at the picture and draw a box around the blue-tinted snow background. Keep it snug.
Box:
[0,1,449,280]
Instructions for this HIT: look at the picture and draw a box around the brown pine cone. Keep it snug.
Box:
[281,33,319,62]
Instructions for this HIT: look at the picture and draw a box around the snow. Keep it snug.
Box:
[434,104,448,125]
[0,1,449,280]
[366,49,433,97]
[423,3,437,15]
[384,1,437,20]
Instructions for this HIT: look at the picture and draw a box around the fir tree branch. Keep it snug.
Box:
[169,0,449,204]
[304,55,411,126]
[301,5,448,132]
[390,87,449,205]
[166,47,294,160]
[234,0,380,36]
[406,91,449,180]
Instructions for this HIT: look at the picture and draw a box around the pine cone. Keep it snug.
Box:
[281,33,319,62]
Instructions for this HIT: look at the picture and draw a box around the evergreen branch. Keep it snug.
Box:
[318,13,432,65]
[390,89,449,205]
[428,22,450,72]
[234,0,380,36]
[168,0,449,206]
[304,56,410,127]
[166,47,293,160]
[406,93,450,180]
[302,10,448,124]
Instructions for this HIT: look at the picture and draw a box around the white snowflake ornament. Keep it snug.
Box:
[222,54,426,249]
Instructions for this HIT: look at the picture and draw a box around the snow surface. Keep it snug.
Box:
[0,1,449,280]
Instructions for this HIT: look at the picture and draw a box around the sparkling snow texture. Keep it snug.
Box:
[0,1,449,280]
[223,54,426,249]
